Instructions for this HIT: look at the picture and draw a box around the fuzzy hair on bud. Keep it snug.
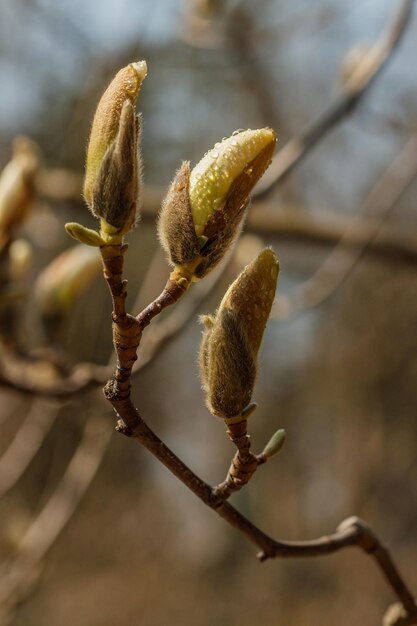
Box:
[157,128,276,282]
[157,161,201,269]
[92,101,141,234]
[84,61,146,207]
[199,248,279,419]
[82,62,146,238]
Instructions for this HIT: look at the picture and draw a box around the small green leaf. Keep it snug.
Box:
[262,429,286,459]
[65,222,105,247]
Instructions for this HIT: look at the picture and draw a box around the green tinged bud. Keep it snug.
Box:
[35,244,101,315]
[157,128,276,281]
[199,248,279,419]
[83,61,147,238]
[262,429,286,459]
[190,128,276,237]
[65,222,105,247]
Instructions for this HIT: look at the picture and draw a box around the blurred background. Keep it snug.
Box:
[0,0,416,624]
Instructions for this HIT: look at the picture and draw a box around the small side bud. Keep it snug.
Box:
[65,222,105,247]
[199,248,279,419]
[382,602,409,626]
[35,244,101,316]
[158,128,276,283]
[262,429,286,459]
[83,62,146,238]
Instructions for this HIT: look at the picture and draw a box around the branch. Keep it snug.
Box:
[0,412,111,622]
[0,398,59,498]
[106,393,417,623]
[100,239,416,626]
[272,133,417,320]
[253,0,414,198]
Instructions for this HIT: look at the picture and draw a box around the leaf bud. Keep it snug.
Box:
[65,222,105,247]
[262,429,286,459]
[158,128,276,283]
[199,248,279,419]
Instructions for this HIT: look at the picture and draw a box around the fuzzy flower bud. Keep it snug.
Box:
[35,244,101,316]
[158,128,276,283]
[83,61,147,238]
[0,137,39,250]
[199,248,279,419]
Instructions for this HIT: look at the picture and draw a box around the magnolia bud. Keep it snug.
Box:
[262,429,286,459]
[0,137,39,249]
[199,248,279,419]
[35,244,101,315]
[382,602,408,626]
[83,61,147,238]
[158,128,276,282]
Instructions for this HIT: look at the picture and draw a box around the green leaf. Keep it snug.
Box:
[65,222,105,247]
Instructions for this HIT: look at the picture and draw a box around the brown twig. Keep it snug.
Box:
[100,234,417,625]
[253,0,414,198]
[104,392,417,622]
[213,417,259,499]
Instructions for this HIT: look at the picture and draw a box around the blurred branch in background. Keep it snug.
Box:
[0,1,416,625]
[272,132,417,320]
[0,398,59,499]
[0,412,111,626]
[254,0,414,197]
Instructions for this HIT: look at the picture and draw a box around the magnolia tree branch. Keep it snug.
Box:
[100,244,417,626]
[272,132,417,321]
[253,0,414,198]
[0,412,111,624]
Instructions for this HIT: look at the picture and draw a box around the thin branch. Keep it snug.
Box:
[105,393,417,623]
[253,0,414,198]
[0,412,111,622]
[0,398,59,498]
[273,133,417,320]
[36,167,417,265]
[99,238,417,625]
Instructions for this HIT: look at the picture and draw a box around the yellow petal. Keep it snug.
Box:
[189,128,276,236]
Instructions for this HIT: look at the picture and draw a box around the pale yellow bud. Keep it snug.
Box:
[158,128,277,283]
[189,128,276,236]
[83,61,147,210]
[0,137,39,248]
[35,244,101,315]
